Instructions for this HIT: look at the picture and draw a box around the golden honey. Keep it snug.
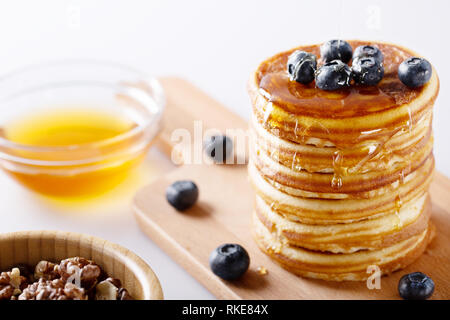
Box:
[257,266,268,276]
[2,107,148,199]
[6,108,134,146]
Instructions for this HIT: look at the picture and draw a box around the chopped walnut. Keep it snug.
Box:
[0,285,14,300]
[59,257,101,290]
[95,278,118,300]
[0,268,28,300]
[118,287,133,300]
[64,283,88,300]
[16,264,34,283]
[9,268,23,289]
[95,278,132,300]
[19,278,87,300]
[34,261,59,280]
[2,257,132,300]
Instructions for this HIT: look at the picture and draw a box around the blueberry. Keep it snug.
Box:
[320,40,353,63]
[398,57,432,88]
[287,50,317,84]
[166,180,199,211]
[315,60,352,91]
[398,272,435,300]
[204,135,233,163]
[209,244,250,280]
[352,56,384,86]
[353,45,383,64]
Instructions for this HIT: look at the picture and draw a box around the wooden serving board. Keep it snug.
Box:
[133,77,450,299]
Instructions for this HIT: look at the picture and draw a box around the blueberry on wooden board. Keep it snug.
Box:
[166,180,199,211]
[204,135,233,163]
[209,244,250,280]
[398,272,435,300]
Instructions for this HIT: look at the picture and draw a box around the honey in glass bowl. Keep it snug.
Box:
[0,61,164,199]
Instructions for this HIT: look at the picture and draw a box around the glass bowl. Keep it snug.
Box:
[0,60,164,198]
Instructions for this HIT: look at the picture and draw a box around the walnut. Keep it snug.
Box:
[34,260,59,280]
[0,268,28,300]
[18,278,87,300]
[9,268,22,289]
[95,279,118,300]
[118,287,133,300]
[16,264,34,283]
[19,278,64,300]
[0,285,14,300]
[2,257,133,300]
[95,277,132,300]
[63,283,88,300]
[59,257,101,290]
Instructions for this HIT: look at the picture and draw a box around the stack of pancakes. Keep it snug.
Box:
[248,41,439,281]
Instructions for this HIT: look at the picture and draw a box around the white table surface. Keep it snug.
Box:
[0,0,448,299]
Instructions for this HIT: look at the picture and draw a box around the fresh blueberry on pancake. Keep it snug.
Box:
[204,135,233,163]
[398,272,435,300]
[287,50,317,84]
[353,45,383,64]
[398,57,432,88]
[352,56,384,86]
[320,39,353,63]
[315,60,352,91]
[166,180,199,211]
[209,244,250,280]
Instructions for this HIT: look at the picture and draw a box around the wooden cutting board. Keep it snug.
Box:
[133,77,450,299]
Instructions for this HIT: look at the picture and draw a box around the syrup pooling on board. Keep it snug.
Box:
[256,41,433,197]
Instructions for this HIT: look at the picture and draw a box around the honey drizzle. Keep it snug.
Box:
[328,105,421,191]
[260,93,430,194]
[257,266,268,276]
[260,106,428,193]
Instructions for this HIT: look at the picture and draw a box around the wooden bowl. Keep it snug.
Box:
[0,230,163,300]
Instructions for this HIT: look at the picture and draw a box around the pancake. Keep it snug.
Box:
[249,158,433,224]
[253,215,435,281]
[251,112,432,175]
[247,40,439,281]
[251,135,433,195]
[248,41,439,148]
[254,194,431,253]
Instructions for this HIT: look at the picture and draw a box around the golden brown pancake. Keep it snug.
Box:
[248,40,439,281]
[248,158,433,224]
[248,41,439,148]
[253,215,435,281]
[250,112,433,176]
[254,195,431,253]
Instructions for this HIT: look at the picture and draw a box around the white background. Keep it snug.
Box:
[0,0,448,299]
